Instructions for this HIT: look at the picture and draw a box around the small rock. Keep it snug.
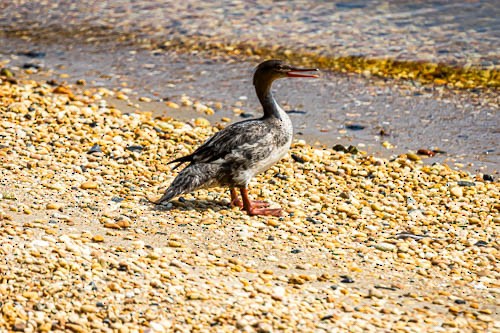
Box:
[417,149,436,157]
[482,174,494,182]
[87,144,102,154]
[92,235,104,242]
[256,322,273,333]
[449,186,463,198]
[46,202,62,210]
[81,181,98,190]
[340,275,354,283]
[53,85,73,96]
[12,323,26,332]
[194,117,210,127]
[18,51,46,58]
[291,154,306,163]
[476,314,492,322]
[271,286,285,301]
[333,144,347,152]
[375,242,396,252]
[457,180,475,187]
[168,240,182,248]
[126,145,144,152]
[80,304,98,313]
[406,153,421,161]
[0,67,14,78]
[165,101,180,109]
[345,124,365,131]
[369,288,384,299]
[346,145,358,154]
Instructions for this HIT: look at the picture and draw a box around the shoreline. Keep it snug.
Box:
[2,47,498,174]
[1,75,498,331]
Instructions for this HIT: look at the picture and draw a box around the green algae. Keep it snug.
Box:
[161,38,499,90]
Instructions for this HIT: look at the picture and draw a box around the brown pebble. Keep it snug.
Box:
[92,235,104,242]
[417,149,436,157]
[80,181,98,190]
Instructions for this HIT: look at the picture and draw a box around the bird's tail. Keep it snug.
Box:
[155,164,218,205]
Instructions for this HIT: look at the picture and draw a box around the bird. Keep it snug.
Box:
[155,59,319,216]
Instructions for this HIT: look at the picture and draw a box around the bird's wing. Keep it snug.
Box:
[187,120,273,164]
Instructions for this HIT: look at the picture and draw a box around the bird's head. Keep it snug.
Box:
[253,59,319,86]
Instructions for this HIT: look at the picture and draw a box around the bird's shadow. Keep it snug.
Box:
[150,199,233,213]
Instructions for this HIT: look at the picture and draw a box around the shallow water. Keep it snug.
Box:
[0,1,498,173]
[1,0,499,67]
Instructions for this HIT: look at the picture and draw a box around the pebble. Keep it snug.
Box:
[46,202,61,210]
[92,235,104,242]
[80,181,99,190]
[375,242,397,252]
[450,186,463,198]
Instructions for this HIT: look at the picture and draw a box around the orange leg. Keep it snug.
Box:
[240,188,281,216]
[230,188,271,209]
[230,188,242,208]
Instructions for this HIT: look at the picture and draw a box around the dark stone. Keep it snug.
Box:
[18,51,46,58]
[89,121,98,128]
[286,110,307,115]
[126,145,145,152]
[22,63,40,70]
[117,264,128,272]
[346,145,358,154]
[379,129,390,136]
[96,302,105,308]
[333,144,347,152]
[432,149,447,154]
[111,197,124,203]
[454,299,466,304]
[306,217,321,224]
[267,235,275,241]
[340,275,354,283]
[474,240,488,247]
[89,281,98,291]
[178,197,186,203]
[273,173,288,180]
[345,124,365,131]
[336,2,366,9]
[457,181,475,187]
[483,174,494,182]
[291,249,302,254]
[87,144,102,154]
[321,314,334,320]
[291,154,306,163]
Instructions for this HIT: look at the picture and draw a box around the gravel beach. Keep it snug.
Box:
[0,77,498,332]
[1,1,499,332]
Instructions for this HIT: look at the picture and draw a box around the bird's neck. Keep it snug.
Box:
[255,81,285,120]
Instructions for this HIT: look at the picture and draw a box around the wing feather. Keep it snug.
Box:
[189,120,271,164]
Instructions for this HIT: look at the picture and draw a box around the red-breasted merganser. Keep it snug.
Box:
[156,59,319,216]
